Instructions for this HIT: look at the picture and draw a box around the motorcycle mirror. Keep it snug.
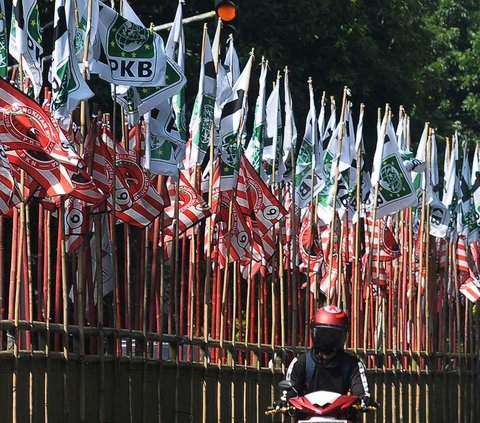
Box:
[278,380,293,390]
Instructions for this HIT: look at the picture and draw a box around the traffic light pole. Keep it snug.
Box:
[152,10,216,32]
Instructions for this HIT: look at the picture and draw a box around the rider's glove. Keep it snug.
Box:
[359,394,371,411]
[272,398,288,409]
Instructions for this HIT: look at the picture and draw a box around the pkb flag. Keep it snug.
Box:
[92,2,166,86]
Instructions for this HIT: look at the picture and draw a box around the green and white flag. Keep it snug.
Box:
[429,130,449,238]
[116,0,185,125]
[50,0,94,119]
[370,117,417,220]
[188,26,216,168]
[91,1,167,86]
[263,73,284,183]
[145,101,184,177]
[471,143,480,229]
[9,0,43,98]
[165,1,187,143]
[294,82,320,209]
[245,59,268,174]
[282,67,297,178]
[219,53,253,190]
[73,0,99,72]
[0,0,7,79]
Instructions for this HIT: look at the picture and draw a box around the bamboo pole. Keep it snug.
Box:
[327,86,349,306]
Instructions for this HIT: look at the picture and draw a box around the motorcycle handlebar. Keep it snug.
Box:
[264,406,294,415]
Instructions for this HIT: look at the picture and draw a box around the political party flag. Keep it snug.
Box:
[50,0,94,119]
[0,0,7,79]
[144,101,185,176]
[218,53,254,190]
[188,26,216,168]
[282,67,297,179]
[294,81,320,209]
[370,114,417,219]
[9,0,43,98]
[0,78,86,172]
[263,73,285,184]
[92,1,167,86]
[244,58,267,174]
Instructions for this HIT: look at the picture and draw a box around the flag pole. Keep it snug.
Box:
[327,86,349,306]
[285,66,298,348]
[352,103,365,350]
[363,104,390,352]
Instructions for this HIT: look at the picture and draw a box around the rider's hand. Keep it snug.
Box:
[272,399,288,409]
[359,394,371,411]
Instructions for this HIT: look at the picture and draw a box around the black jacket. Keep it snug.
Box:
[285,349,370,400]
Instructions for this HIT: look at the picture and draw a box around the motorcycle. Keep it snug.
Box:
[265,380,377,422]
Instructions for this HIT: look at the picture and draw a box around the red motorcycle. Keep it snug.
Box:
[265,380,377,422]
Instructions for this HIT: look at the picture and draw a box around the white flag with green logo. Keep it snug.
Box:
[188,27,216,168]
[0,0,7,79]
[282,67,297,179]
[145,101,184,177]
[471,143,480,229]
[294,82,320,209]
[9,0,43,98]
[91,2,166,86]
[115,0,185,125]
[50,0,94,119]
[219,53,253,190]
[166,2,187,143]
[371,118,417,219]
[263,73,285,184]
[245,59,268,174]
[73,0,98,71]
[429,130,449,238]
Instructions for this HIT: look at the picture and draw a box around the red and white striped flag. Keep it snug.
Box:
[0,143,22,214]
[460,275,480,302]
[457,235,470,274]
[6,149,74,197]
[64,197,90,254]
[0,78,86,172]
[163,172,211,236]
[236,155,288,235]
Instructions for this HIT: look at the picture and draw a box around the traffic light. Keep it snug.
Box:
[215,1,238,36]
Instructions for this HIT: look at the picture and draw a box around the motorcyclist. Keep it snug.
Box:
[274,305,371,419]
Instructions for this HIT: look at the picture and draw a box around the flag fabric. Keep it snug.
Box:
[0,78,87,172]
[165,1,187,143]
[188,27,216,168]
[282,67,297,179]
[73,0,99,70]
[115,1,186,124]
[471,143,480,229]
[429,130,449,238]
[50,0,94,119]
[0,143,22,213]
[86,124,133,212]
[91,2,167,86]
[370,116,417,219]
[236,154,288,236]
[244,59,268,174]
[0,0,7,79]
[212,192,251,267]
[218,54,254,190]
[263,73,285,183]
[458,142,479,242]
[460,275,480,303]
[64,196,90,254]
[6,149,74,197]
[144,101,185,176]
[9,0,43,98]
[294,82,320,209]
[163,172,211,236]
[456,235,469,274]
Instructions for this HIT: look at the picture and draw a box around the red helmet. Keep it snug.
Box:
[310,306,349,353]
[310,305,349,331]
